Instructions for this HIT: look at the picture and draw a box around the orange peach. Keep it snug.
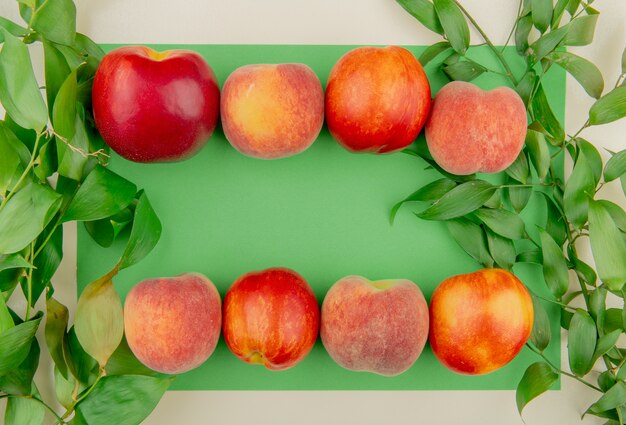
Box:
[124,273,221,374]
[320,276,429,376]
[425,81,527,175]
[429,268,534,375]
[221,64,324,159]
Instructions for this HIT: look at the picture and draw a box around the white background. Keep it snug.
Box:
[1,0,625,424]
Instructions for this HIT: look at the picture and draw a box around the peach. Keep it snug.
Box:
[325,46,431,153]
[425,81,527,175]
[124,273,221,374]
[429,268,534,375]
[320,276,429,376]
[220,64,324,159]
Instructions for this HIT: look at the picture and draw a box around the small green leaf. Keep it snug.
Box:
[390,178,456,223]
[508,185,533,213]
[63,166,137,222]
[474,208,525,240]
[51,68,78,140]
[516,249,543,264]
[516,70,536,107]
[515,15,533,56]
[563,149,595,229]
[525,129,551,181]
[0,17,28,38]
[418,180,496,221]
[0,338,40,395]
[563,14,598,46]
[530,25,568,62]
[74,33,105,62]
[0,294,14,333]
[505,151,530,184]
[0,254,32,274]
[516,362,559,415]
[418,41,451,66]
[4,394,45,425]
[539,192,567,246]
[548,51,604,99]
[576,138,603,185]
[588,199,626,291]
[396,0,444,34]
[588,382,626,415]
[54,366,75,410]
[485,228,515,270]
[0,314,42,376]
[593,329,621,364]
[66,327,98,387]
[43,41,71,115]
[74,375,174,425]
[56,107,91,181]
[566,0,581,15]
[84,219,115,248]
[597,200,626,232]
[446,218,493,267]
[0,29,48,131]
[45,297,69,378]
[532,83,565,143]
[32,225,62,297]
[433,0,470,54]
[568,309,597,377]
[531,0,552,33]
[538,228,569,299]
[590,86,626,125]
[551,0,569,28]
[0,182,63,254]
[443,60,486,81]
[75,272,124,368]
[118,192,162,270]
[106,337,157,377]
[530,294,551,352]
[604,309,624,334]
[604,149,626,182]
[30,0,76,46]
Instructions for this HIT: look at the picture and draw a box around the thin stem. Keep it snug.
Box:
[531,292,577,311]
[61,371,104,420]
[0,133,43,211]
[499,183,555,189]
[451,0,519,85]
[571,119,590,140]
[500,0,524,52]
[527,343,602,392]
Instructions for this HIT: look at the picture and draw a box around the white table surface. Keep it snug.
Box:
[1,1,625,424]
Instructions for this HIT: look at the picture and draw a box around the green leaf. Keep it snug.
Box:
[474,208,525,240]
[0,29,48,132]
[590,86,626,125]
[118,192,162,270]
[4,395,45,425]
[516,70,536,107]
[0,339,40,395]
[32,225,62,297]
[531,0,552,33]
[538,228,569,299]
[74,375,174,425]
[516,362,559,415]
[551,0,569,28]
[515,15,533,56]
[54,366,75,409]
[74,33,105,62]
[593,329,621,364]
[0,182,63,254]
[588,382,626,415]
[566,0,581,15]
[84,219,115,248]
[540,192,567,246]
[0,314,42,376]
[530,295,551,352]
[0,132,24,194]
[525,129,551,181]
[395,0,444,34]
[433,0,470,54]
[530,25,568,62]
[62,166,137,222]
[0,253,32,274]
[508,185,533,213]
[548,51,604,99]
[417,180,496,221]
[43,41,71,115]
[418,41,451,66]
[66,327,98,387]
[517,248,543,264]
[485,228,515,270]
[51,68,78,140]
[604,149,626,182]
[75,272,124,368]
[0,17,29,38]
[604,309,624,334]
[576,138,603,185]
[56,107,91,181]
[483,189,502,209]
[532,83,565,143]
[446,218,493,267]
[588,200,626,291]
[45,297,69,378]
[506,151,530,184]
[597,200,626,232]
[0,294,14,333]
[106,337,157,377]
[30,0,76,46]
[563,149,595,229]
[563,14,598,46]
[568,309,597,377]
[390,178,456,223]
[443,60,486,81]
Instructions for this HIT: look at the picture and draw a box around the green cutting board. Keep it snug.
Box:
[77,44,564,390]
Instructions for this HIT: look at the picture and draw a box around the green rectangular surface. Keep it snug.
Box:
[77,44,565,390]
